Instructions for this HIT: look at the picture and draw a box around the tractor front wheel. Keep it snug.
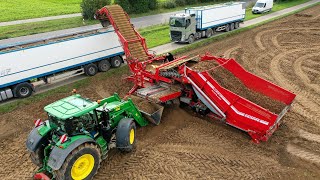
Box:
[53,143,101,180]
[116,118,136,152]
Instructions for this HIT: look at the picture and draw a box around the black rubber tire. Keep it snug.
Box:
[84,64,98,76]
[53,143,101,180]
[188,35,195,44]
[225,24,230,32]
[116,118,136,152]
[98,60,111,72]
[230,23,235,31]
[205,29,213,38]
[13,82,33,98]
[234,22,240,29]
[30,148,44,167]
[110,56,122,68]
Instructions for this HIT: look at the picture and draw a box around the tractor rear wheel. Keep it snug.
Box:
[30,148,44,167]
[53,143,101,180]
[116,118,136,152]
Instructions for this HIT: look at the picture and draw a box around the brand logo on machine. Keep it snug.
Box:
[0,68,11,76]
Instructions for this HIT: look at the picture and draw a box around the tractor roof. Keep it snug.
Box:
[44,94,99,120]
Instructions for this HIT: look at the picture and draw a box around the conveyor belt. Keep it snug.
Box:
[104,5,149,61]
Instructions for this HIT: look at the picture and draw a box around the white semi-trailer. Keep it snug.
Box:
[0,30,124,101]
[170,2,246,43]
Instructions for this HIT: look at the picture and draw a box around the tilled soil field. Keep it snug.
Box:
[0,5,320,180]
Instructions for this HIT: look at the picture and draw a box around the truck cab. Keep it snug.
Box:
[169,13,196,43]
[252,0,273,14]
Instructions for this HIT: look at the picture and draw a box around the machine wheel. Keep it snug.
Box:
[116,118,136,152]
[30,148,45,167]
[225,24,230,32]
[53,143,101,180]
[84,64,98,76]
[205,28,213,38]
[98,60,111,72]
[230,23,235,31]
[234,22,240,29]
[188,35,195,44]
[110,56,122,68]
[13,82,33,98]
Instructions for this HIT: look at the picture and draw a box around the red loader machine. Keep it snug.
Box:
[95,5,296,143]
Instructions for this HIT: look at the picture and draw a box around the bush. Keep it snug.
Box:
[163,0,177,9]
[148,0,158,10]
[176,0,186,6]
[185,0,197,5]
[115,0,132,13]
[81,0,111,20]
[130,0,149,13]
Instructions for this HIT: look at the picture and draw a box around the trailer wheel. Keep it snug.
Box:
[98,60,111,72]
[13,82,33,98]
[230,23,235,31]
[225,24,230,32]
[234,22,240,29]
[53,143,101,180]
[116,118,136,152]
[84,64,98,76]
[205,29,213,38]
[110,56,122,68]
[188,35,195,44]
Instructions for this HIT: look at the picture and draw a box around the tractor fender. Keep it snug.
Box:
[26,125,49,152]
[47,136,95,170]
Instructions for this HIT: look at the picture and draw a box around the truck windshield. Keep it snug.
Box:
[254,3,265,8]
[169,17,185,27]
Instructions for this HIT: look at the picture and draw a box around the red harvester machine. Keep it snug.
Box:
[95,5,296,143]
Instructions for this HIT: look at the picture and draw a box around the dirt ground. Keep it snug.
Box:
[0,5,320,179]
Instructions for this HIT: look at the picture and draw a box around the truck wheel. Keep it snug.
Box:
[110,56,122,68]
[225,24,230,32]
[116,118,136,152]
[30,148,44,167]
[98,60,111,72]
[84,64,98,76]
[13,82,33,98]
[230,23,235,31]
[234,22,240,29]
[53,143,101,180]
[188,35,195,44]
[205,29,213,38]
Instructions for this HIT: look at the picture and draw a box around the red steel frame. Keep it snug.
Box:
[97,6,296,142]
[182,54,296,142]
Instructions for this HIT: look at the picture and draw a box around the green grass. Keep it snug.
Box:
[0,0,82,22]
[245,0,310,20]
[0,2,318,114]
[0,17,97,40]
[139,24,170,48]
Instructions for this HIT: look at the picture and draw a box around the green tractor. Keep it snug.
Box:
[26,92,162,180]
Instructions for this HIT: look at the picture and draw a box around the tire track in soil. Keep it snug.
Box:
[293,52,320,92]
[287,144,320,164]
[269,48,320,124]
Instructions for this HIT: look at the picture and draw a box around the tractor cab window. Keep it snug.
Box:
[170,17,186,27]
[255,3,265,8]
